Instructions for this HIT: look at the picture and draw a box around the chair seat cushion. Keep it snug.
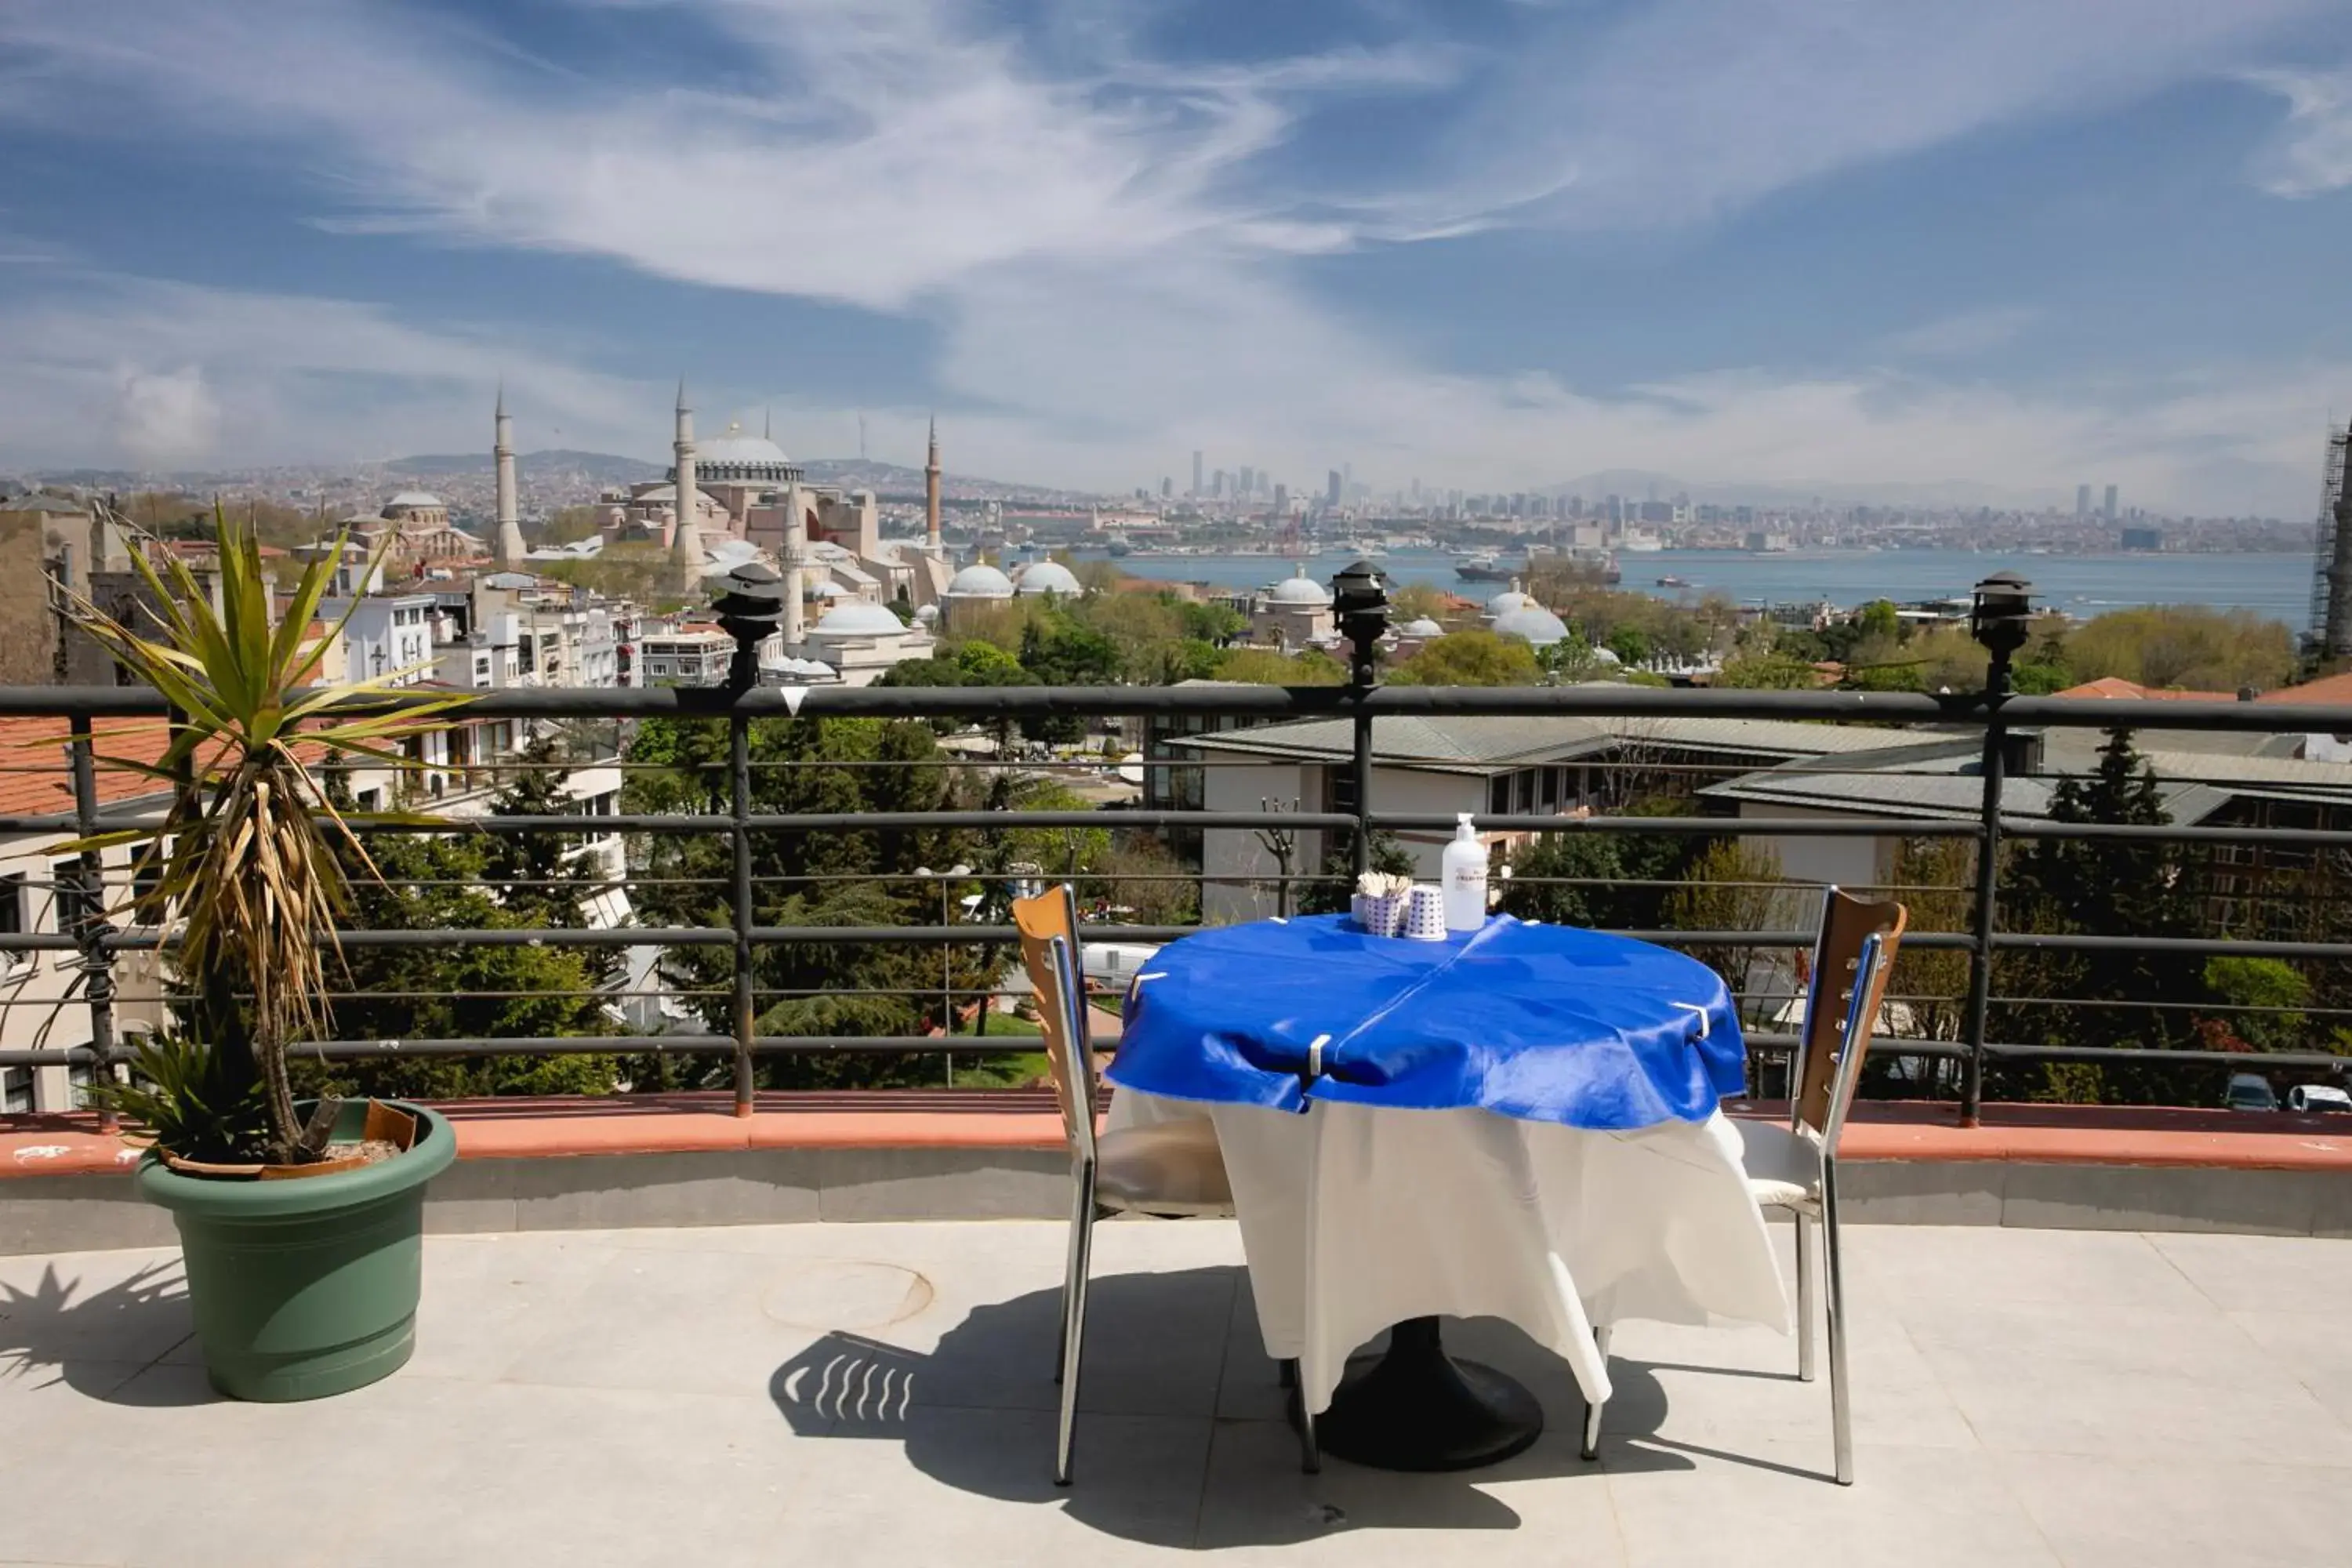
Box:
[1737,1118,1823,1210]
[1096,1119,1233,1216]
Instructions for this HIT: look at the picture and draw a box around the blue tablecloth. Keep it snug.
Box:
[1108,914,1745,1131]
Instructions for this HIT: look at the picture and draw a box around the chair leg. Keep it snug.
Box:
[1580,1324,1613,1461]
[1297,1378,1321,1475]
[1822,1170,1853,1486]
[1794,1209,1818,1385]
[1054,1166,1097,1486]
[1278,1357,1297,1390]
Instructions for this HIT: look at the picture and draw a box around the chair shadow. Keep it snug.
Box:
[768,1265,1756,1546]
[0,1259,212,1406]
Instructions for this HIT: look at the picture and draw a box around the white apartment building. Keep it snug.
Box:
[321,593,440,686]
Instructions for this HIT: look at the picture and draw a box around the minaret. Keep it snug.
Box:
[924,415,942,551]
[672,379,706,586]
[782,474,808,646]
[493,383,525,567]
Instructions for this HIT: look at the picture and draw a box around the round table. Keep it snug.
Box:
[1109,913,1759,1472]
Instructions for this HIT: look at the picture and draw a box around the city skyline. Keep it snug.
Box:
[1,3,2350,514]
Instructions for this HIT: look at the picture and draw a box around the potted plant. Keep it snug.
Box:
[67,513,472,1401]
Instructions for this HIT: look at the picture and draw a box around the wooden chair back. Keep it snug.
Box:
[1793,887,1909,1144]
[1012,884,1095,1161]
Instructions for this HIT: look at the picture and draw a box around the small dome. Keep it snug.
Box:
[1592,644,1621,665]
[1399,617,1444,637]
[1015,561,1083,597]
[1486,589,1533,617]
[383,490,445,511]
[1268,569,1330,606]
[946,564,1015,597]
[808,579,849,599]
[1494,604,1571,648]
[811,601,909,637]
[913,603,940,622]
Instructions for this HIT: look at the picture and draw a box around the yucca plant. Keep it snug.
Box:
[59,509,472,1163]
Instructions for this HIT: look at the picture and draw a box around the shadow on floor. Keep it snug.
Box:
[0,1259,209,1405]
[768,1265,1726,1546]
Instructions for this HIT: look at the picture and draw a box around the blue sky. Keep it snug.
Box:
[3,0,2351,514]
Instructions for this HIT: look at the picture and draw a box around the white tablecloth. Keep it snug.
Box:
[1110,1090,1790,1415]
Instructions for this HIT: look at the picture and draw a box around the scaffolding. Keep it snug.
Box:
[2304,422,2352,670]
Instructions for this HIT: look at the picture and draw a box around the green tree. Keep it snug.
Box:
[1387,629,1541,686]
[1995,727,2201,1100]
[293,806,621,1102]
[623,714,1012,1088]
[1714,652,1820,689]
[2059,605,2294,692]
[1664,838,1790,1014]
[1605,626,1653,666]
[1178,600,1248,644]
[1214,646,1346,684]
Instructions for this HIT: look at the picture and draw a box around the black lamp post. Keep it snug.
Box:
[1958,568,2034,1131]
[1330,560,1389,878]
[1968,569,2035,698]
[1330,559,1391,689]
[710,560,786,691]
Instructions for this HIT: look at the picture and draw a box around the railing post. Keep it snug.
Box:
[1332,561,1389,880]
[729,702,755,1119]
[67,711,118,1127]
[1351,699,1374,878]
[1959,664,2011,1129]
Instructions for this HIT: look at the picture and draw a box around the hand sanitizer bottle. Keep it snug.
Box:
[1441,813,1488,934]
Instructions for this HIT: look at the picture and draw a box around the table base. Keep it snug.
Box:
[1298,1317,1545,1472]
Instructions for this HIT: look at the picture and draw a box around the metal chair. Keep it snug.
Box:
[1581,885,1906,1486]
[1011,885,1305,1486]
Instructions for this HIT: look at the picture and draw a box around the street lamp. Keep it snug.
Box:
[710,560,786,691]
[1330,559,1391,689]
[1330,559,1389,878]
[1968,569,2034,697]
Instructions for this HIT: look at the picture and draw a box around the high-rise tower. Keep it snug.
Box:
[672,379,706,584]
[493,383,525,567]
[925,416,942,550]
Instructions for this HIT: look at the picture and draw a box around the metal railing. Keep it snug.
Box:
[3,677,2351,1123]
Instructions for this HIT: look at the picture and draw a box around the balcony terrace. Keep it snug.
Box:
[1,678,2349,1563]
[5,1217,2347,1566]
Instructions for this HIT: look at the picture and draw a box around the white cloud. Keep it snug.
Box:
[1363,0,2332,234]
[0,2,2339,514]
[115,366,221,463]
[1878,307,2041,360]
[2247,67,2352,196]
[0,275,668,470]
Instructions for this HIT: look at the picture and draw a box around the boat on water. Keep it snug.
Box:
[1456,556,1523,583]
[1657,574,1690,588]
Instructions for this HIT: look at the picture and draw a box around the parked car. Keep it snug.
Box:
[2224,1073,2278,1112]
[2285,1083,2352,1114]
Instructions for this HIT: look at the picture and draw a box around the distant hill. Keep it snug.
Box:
[386,449,660,485]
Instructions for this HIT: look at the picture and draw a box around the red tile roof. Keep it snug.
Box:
[2056,677,2238,702]
[2256,671,2352,706]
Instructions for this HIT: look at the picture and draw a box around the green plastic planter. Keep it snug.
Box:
[135,1102,456,1402]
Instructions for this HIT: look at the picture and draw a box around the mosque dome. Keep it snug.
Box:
[946,563,1015,597]
[913,603,941,623]
[1486,588,1533,617]
[1493,604,1571,648]
[811,601,909,637]
[676,422,801,484]
[383,491,445,514]
[1399,617,1444,637]
[1014,561,1083,597]
[1267,569,1331,607]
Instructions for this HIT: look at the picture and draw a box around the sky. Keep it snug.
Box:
[4,0,2352,515]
